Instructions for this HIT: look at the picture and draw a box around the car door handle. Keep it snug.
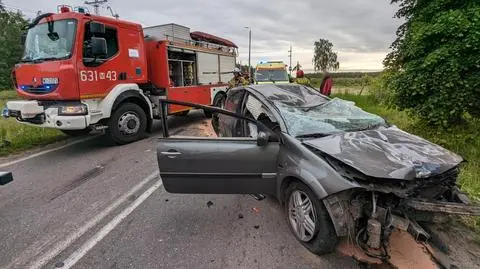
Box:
[161,151,182,158]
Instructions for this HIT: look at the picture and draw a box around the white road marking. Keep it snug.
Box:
[62,178,164,268]
[0,135,98,168]
[17,171,160,269]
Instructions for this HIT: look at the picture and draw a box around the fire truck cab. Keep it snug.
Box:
[5,7,237,144]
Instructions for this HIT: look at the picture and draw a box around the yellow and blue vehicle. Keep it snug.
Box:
[254,61,289,84]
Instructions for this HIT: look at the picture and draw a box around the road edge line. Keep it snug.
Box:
[0,135,98,168]
[62,179,164,268]
[20,171,160,269]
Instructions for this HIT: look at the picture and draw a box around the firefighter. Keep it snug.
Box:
[228,68,249,88]
[295,70,312,87]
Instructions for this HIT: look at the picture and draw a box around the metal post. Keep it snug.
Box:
[288,45,292,75]
[248,29,251,79]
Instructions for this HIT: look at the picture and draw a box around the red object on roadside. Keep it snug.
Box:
[296,70,304,78]
[252,207,260,214]
[321,77,333,96]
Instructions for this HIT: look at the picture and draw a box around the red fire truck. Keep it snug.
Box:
[4,6,237,144]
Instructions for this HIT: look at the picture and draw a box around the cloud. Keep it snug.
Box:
[6,0,401,71]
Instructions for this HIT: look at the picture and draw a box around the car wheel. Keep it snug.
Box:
[285,182,339,255]
[107,102,147,145]
[61,127,91,137]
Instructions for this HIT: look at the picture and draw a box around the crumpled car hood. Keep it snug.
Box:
[303,126,463,180]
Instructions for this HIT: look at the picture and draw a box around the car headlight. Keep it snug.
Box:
[58,104,88,116]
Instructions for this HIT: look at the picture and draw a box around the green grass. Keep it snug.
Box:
[335,93,480,231]
[0,90,65,157]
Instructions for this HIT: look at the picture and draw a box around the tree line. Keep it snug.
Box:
[0,2,28,90]
[312,0,479,127]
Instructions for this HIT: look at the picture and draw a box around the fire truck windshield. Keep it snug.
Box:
[22,19,77,62]
[255,69,289,83]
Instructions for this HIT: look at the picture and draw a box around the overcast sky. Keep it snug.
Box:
[4,0,401,71]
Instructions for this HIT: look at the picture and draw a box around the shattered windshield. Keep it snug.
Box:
[273,97,387,137]
[255,69,289,82]
[22,19,77,62]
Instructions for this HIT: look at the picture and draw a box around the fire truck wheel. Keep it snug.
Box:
[108,102,147,145]
[213,93,226,109]
[61,127,92,137]
[203,109,213,118]
[174,110,189,116]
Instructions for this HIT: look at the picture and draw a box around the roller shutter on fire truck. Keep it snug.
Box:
[196,52,235,85]
[219,55,235,83]
[197,52,220,84]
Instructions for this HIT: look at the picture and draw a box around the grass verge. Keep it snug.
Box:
[335,93,480,231]
[0,90,66,157]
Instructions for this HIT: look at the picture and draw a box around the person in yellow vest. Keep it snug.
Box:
[295,70,312,87]
[228,68,249,89]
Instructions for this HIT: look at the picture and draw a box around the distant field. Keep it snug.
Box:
[305,72,379,89]
[0,90,65,157]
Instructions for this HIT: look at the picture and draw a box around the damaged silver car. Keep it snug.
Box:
[156,84,479,260]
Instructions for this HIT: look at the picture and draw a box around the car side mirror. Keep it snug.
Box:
[89,21,105,35]
[257,131,269,147]
[0,172,13,186]
[91,37,107,57]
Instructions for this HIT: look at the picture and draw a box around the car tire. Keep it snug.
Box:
[61,127,91,137]
[107,102,147,145]
[284,182,339,255]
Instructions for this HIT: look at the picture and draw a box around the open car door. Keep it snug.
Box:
[156,100,279,194]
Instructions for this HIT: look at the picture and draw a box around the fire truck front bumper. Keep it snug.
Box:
[3,100,89,130]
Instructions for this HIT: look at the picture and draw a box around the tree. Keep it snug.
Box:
[312,39,339,73]
[0,2,28,90]
[385,0,480,126]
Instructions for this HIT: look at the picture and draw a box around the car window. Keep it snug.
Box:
[242,94,280,138]
[224,88,245,113]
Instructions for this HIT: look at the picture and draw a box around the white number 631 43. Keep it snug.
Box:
[80,70,117,81]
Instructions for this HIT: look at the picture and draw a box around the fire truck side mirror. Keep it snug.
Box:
[91,37,107,57]
[89,21,105,35]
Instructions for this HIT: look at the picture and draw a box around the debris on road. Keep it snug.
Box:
[206,201,213,208]
[250,194,266,200]
[238,213,244,219]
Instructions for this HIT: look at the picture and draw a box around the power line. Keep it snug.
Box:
[84,0,108,15]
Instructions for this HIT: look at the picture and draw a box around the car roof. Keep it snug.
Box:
[245,84,329,107]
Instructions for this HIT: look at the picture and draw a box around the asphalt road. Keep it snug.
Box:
[0,110,361,269]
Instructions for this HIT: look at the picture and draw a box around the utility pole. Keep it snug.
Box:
[84,0,108,15]
[244,27,252,81]
[288,45,292,75]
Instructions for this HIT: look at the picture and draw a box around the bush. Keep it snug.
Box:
[367,71,395,105]
[385,0,480,126]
